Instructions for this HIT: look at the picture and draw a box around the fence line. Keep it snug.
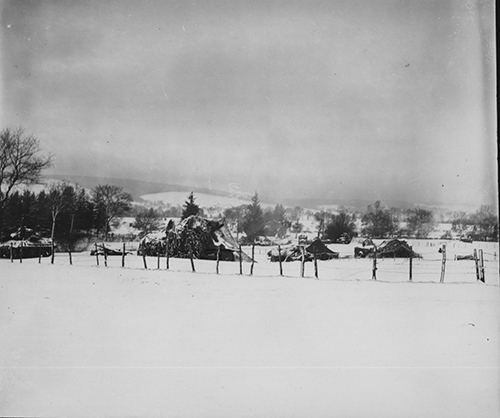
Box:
[4,248,498,286]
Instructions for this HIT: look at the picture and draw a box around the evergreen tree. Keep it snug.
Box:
[241,193,265,242]
[34,190,51,236]
[1,191,23,239]
[181,192,200,219]
[73,187,95,234]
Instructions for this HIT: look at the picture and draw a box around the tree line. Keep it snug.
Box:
[218,197,498,243]
[1,127,498,244]
[0,183,133,244]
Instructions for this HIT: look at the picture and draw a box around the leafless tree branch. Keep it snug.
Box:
[0,127,52,207]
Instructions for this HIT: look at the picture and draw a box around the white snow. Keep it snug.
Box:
[0,247,499,417]
[110,216,139,236]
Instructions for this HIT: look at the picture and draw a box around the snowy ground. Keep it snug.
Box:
[1,243,499,417]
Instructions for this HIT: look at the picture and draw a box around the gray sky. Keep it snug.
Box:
[1,0,496,206]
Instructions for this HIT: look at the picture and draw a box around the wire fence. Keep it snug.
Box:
[3,241,499,286]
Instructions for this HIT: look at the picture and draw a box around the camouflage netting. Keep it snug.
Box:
[355,239,420,258]
[138,216,253,262]
[377,239,420,258]
[267,239,339,262]
[306,239,340,260]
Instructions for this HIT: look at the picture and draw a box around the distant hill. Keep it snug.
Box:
[45,175,396,209]
[280,197,416,212]
[43,174,482,214]
[45,174,241,201]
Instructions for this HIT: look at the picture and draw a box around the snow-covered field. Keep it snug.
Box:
[1,242,499,417]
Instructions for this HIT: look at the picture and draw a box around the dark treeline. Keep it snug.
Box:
[2,187,498,246]
[450,206,499,242]
[1,186,92,244]
[0,184,132,245]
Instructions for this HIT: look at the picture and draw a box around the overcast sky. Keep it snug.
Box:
[1,0,496,206]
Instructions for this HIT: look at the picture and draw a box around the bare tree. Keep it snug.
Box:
[406,208,435,239]
[47,182,68,264]
[133,207,162,238]
[223,205,246,240]
[92,184,132,241]
[361,201,398,238]
[0,127,52,208]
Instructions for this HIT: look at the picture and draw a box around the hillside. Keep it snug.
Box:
[46,174,244,202]
[32,174,490,216]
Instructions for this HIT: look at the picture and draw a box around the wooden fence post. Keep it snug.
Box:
[122,242,126,268]
[479,249,485,283]
[190,249,195,272]
[372,250,377,280]
[439,244,446,283]
[157,251,160,270]
[10,243,14,262]
[300,246,305,278]
[50,238,55,264]
[409,256,413,281]
[239,245,243,275]
[165,238,170,270]
[250,244,255,276]
[216,245,220,275]
[19,241,23,264]
[278,245,283,276]
[102,242,108,267]
[68,214,74,266]
[94,242,99,266]
[473,249,479,281]
[313,249,318,279]
[142,252,147,269]
[38,244,42,264]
